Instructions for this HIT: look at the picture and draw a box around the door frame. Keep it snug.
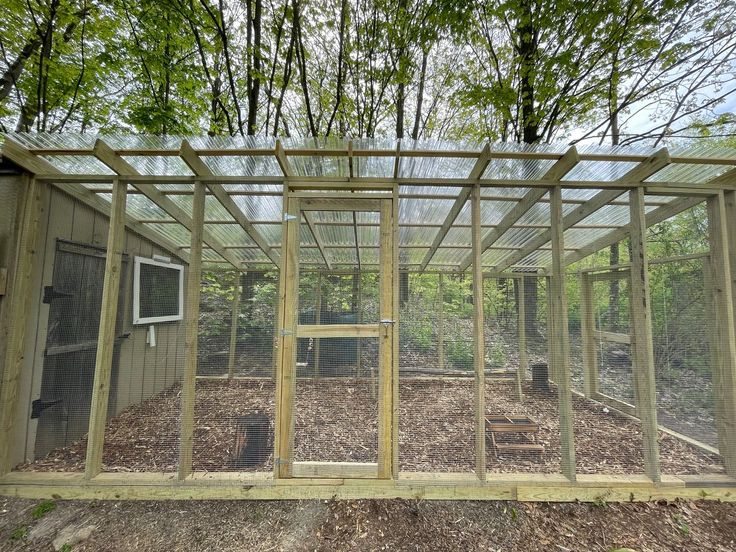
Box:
[274,194,395,480]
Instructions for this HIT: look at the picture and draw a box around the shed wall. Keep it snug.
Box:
[4,180,187,468]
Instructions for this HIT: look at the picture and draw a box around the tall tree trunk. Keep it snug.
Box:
[608,57,621,330]
[246,0,262,135]
[411,47,429,140]
[325,0,347,136]
[396,82,405,139]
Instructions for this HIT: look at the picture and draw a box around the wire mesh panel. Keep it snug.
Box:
[192,269,278,472]
[650,258,724,475]
[399,274,475,473]
[483,276,565,474]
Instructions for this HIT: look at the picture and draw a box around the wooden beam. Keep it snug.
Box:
[580,273,599,398]
[628,187,661,483]
[275,140,293,177]
[180,140,278,266]
[550,186,576,480]
[420,145,491,270]
[707,192,736,476]
[458,146,581,271]
[378,199,393,479]
[227,277,242,379]
[275,194,300,478]
[84,179,127,479]
[564,196,704,266]
[496,149,671,272]
[178,180,206,480]
[1,137,60,175]
[472,183,486,480]
[93,139,242,269]
[0,176,43,475]
[391,184,400,479]
[302,212,332,269]
[51,182,190,263]
[516,276,527,401]
[296,324,381,338]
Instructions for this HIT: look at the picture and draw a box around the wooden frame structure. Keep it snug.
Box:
[1,133,736,501]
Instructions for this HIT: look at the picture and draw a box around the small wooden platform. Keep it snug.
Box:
[486,415,544,456]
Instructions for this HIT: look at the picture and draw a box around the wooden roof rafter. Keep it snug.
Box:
[419,144,492,271]
[92,139,243,270]
[457,146,581,272]
[494,148,672,272]
[179,140,279,266]
[1,137,191,263]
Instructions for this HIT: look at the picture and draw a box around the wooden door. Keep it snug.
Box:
[33,240,126,459]
[275,197,394,479]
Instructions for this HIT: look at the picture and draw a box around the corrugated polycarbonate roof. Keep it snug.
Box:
[1,132,734,272]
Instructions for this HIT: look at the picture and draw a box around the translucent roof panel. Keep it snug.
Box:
[288,155,349,177]
[299,247,325,264]
[429,248,468,265]
[400,226,438,247]
[398,248,430,265]
[399,156,476,179]
[399,185,461,197]
[201,155,281,177]
[187,135,276,150]
[645,163,731,184]
[232,194,282,221]
[399,199,454,224]
[253,224,282,247]
[166,194,235,222]
[315,225,355,246]
[563,160,639,182]
[482,142,569,180]
[456,200,517,225]
[442,227,472,246]
[42,155,115,175]
[229,248,272,263]
[125,194,175,220]
[122,155,193,176]
[204,224,257,247]
[143,222,191,246]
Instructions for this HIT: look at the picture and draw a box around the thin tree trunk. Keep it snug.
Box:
[411,47,429,140]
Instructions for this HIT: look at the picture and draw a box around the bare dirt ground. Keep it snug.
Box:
[1,496,735,551]
[18,379,723,476]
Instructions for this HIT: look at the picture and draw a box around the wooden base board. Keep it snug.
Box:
[1,472,734,502]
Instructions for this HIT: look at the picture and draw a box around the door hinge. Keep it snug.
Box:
[280,328,294,336]
[283,214,298,222]
[380,319,396,325]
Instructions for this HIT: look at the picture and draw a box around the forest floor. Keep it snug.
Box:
[18,378,723,475]
[1,495,735,551]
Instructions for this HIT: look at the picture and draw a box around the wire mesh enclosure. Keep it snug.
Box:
[2,135,736,501]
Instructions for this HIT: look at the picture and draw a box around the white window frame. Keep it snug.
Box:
[132,256,184,325]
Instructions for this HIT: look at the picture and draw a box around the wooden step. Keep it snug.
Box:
[495,443,545,453]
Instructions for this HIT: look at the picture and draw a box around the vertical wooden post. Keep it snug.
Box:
[0,176,42,476]
[314,271,322,377]
[378,199,393,478]
[516,276,527,401]
[84,178,127,479]
[472,183,486,480]
[356,269,363,378]
[546,275,555,385]
[550,186,576,481]
[391,184,400,478]
[707,192,736,475]
[178,180,205,480]
[227,273,242,379]
[580,273,599,398]
[438,274,445,372]
[274,194,300,479]
[628,187,661,483]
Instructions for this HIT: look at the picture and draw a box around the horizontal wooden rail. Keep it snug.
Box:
[296,324,381,338]
[291,462,379,479]
[594,330,631,344]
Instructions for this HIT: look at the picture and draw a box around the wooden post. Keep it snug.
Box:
[550,186,576,481]
[314,272,321,377]
[178,180,206,480]
[438,274,445,372]
[84,178,127,479]
[628,187,661,483]
[546,276,555,385]
[227,274,242,379]
[516,276,527,401]
[391,184,400,479]
[378,199,393,479]
[580,273,599,398]
[707,192,736,475]
[472,183,486,480]
[356,269,363,378]
[274,194,300,479]
[0,176,43,476]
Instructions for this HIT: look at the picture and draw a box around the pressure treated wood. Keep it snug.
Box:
[227,278,241,379]
[472,184,486,479]
[296,324,381,338]
[84,179,127,479]
[580,273,599,397]
[178,180,206,480]
[0,177,42,475]
[378,199,394,479]
[550,186,576,481]
[628,187,661,483]
[706,192,736,476]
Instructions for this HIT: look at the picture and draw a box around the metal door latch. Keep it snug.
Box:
[380,319,395,325]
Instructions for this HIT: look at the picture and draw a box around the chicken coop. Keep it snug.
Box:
[0,133,735,501]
